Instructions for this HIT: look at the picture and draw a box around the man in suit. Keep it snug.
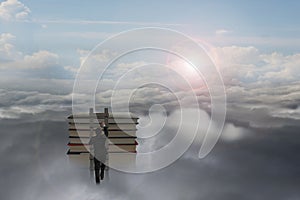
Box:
[89,122,108,184]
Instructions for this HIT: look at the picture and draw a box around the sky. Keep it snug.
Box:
[1,0,300,199]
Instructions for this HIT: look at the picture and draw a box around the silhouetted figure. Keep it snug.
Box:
[89,122,108,184]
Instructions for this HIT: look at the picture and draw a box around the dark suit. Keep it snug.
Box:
[89,131,107,183]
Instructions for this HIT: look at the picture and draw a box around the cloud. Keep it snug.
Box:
[205,35,300,49]
[58,31,112,40]
[32,19,184,26]
[270,107,300,120]
[0,0,30,21]
[0,49,60,69]
[260,53,300,82]
[53,45,300,128]
[0,33,74,79]
[0,44,299,196]
[220,123,248,141]
[0,50,73,78]
[1,112,300,200]
[0,32,22,61]
[23,50,59,69]
[215,29,231,36]
[206,45,300,128]
[0,88,72,119]
[77,48,117,67]
[64,65,78,74]
[1,42,300,128]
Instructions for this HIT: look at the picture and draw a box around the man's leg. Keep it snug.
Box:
[94,158,101,184]
[100,162,106,180]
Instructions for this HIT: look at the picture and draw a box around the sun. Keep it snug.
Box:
[166,57,205,91]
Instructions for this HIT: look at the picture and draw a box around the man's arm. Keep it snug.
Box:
[103,126,109,137]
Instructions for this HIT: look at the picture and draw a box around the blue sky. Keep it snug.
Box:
[2,0,300,55]
[19,0,300,30]
[0,0,299,77]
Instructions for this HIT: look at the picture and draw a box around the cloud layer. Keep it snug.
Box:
[1,112,300,200]
[1,42,300,130]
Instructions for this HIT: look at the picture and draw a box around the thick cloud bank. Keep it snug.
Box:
[1,110,300,200]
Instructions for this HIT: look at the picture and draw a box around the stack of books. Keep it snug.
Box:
[67,111,139,168]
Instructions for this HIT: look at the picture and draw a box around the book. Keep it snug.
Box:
[67,111,139,168]
[68,123,138,131]
[69,130,137,137]
[67,150,137,168]
[68,144,137,153]
[68,143,137,152]
[68,112,138,119]
[69,137,137,145]
[68,118,138,124]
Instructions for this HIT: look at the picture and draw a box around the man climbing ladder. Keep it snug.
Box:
[89,122,108,184]
[88,108,109,184]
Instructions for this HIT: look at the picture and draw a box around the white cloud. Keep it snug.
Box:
[0,32,22,61]
[0,48,73,78]
[215,29,231,36]
[0,88,72,119]
[64,65,78,74]
[220,123,247,141]
[77,48,117,66]
[41,24,47,29]
[32,19,183,26]
[211,45,300,84]
[73,44,300,128]
[23,50,59,69]
[0,33,75,78]
[0,32,14,42]
[214,46,260,67]
[207,45,300,128]
[0,0,30,21]
[59,31,112,40]
[0,33,59,69]
[270,107,300,120]
[205,35,300,48]
[260,53,300,82]
[1,39,300,128]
